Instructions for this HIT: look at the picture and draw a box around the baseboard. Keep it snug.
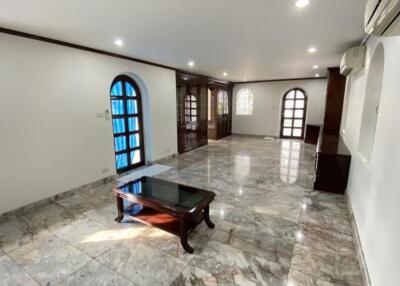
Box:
[149,153,178,165]
[231,133,278,139]
[0,175,116,220]
[346,195,373,286]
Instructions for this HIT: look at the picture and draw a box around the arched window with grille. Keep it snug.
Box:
[110,75,145,173]
[280,88,307,138]
[236,88,254,115]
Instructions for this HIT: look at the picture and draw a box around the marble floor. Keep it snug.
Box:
[0,136,362,286]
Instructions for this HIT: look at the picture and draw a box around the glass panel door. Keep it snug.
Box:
[280,89,307,139]
[110,76,145,173]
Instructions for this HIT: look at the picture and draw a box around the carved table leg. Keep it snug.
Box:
[115,196,124,223]
[180,217,194,254]
[204,205,215,229]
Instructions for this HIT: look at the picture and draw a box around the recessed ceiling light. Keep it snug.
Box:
[243,78,248,82]
[114,39,123,47]
[182,77,188,81]
[315,73,320,77]
[312,65,319,69]
[295,0,310,8]
[223,72,228,77]
[188,60,195,67]
[308,47,317,54]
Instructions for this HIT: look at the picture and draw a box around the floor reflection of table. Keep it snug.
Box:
[113,176,215,253]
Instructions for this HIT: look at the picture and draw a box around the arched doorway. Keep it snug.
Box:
[110,75,145,173]
[280,88,307,139]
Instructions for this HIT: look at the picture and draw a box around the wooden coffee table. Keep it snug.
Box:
[112,176,216,253]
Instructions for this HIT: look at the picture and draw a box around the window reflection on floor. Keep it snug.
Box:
[280,140,301,183]
[235,154,250,195]
[235,154,250,177]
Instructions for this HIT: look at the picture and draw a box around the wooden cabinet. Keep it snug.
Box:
[314,131,351,194]
[313,67,351,194]
[304,124,321,145]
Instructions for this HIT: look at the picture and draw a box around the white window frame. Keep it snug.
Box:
[236,88,254,115]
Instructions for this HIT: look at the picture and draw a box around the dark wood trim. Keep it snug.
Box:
[233,76,327,85]
[0,26,230,85]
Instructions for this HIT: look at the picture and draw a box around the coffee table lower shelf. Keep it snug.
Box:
[114,202,215,253]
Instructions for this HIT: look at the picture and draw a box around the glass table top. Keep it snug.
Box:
[116,176,210,210]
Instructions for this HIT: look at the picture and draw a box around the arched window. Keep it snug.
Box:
[236,88,254,115]
[280,88,307,138]
[110,75,145,173]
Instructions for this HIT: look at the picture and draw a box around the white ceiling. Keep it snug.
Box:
[0,0,367,81]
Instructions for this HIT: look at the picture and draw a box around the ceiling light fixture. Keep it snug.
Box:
[308,47,317,54]
[188,60,195,67]
[114,39,123,47]
[312,65,319,69]
[315,73,320,77]
[223,72,228,77]
[243,78,247,82]
[295,0,310,8]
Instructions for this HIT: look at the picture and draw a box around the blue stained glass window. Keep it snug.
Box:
[114,136,127,152]
[128,117,139,132]
[130,150,141,164]
[113,119,126,134]
[115,153,128,169]
[111,100,124,115]
[125,82,136,97]
[127,100,138,114]
[111,81,123,96]
[129,134,140,148]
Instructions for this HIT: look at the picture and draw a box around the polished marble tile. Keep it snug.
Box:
[0,136,363,285]
[238,189,303,223]
[52,216,148,258]
[0,254,39,286]
[8,232,91,285]
[55,260,137,286]
[300,210,352,237]
[225,208,298,242]
[96,241,187,286]
[302,192,349,215]
[171,265,219,286]
[286,269,362,286]
[0,216,46,253]
[295,224,355,256]
[185,240,288,286]
[290,244,362,284]
[82,202,141,229]
[55,191,109,216]
[211,225,294,267]
[21,203,78,232]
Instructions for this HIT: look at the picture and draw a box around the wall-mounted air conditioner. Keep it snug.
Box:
[365,0,400,36]
[340,46,366,76]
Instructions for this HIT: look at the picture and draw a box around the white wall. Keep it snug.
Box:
[0,33,177,214]
[232,79,327,136]
[341,35,400,286]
